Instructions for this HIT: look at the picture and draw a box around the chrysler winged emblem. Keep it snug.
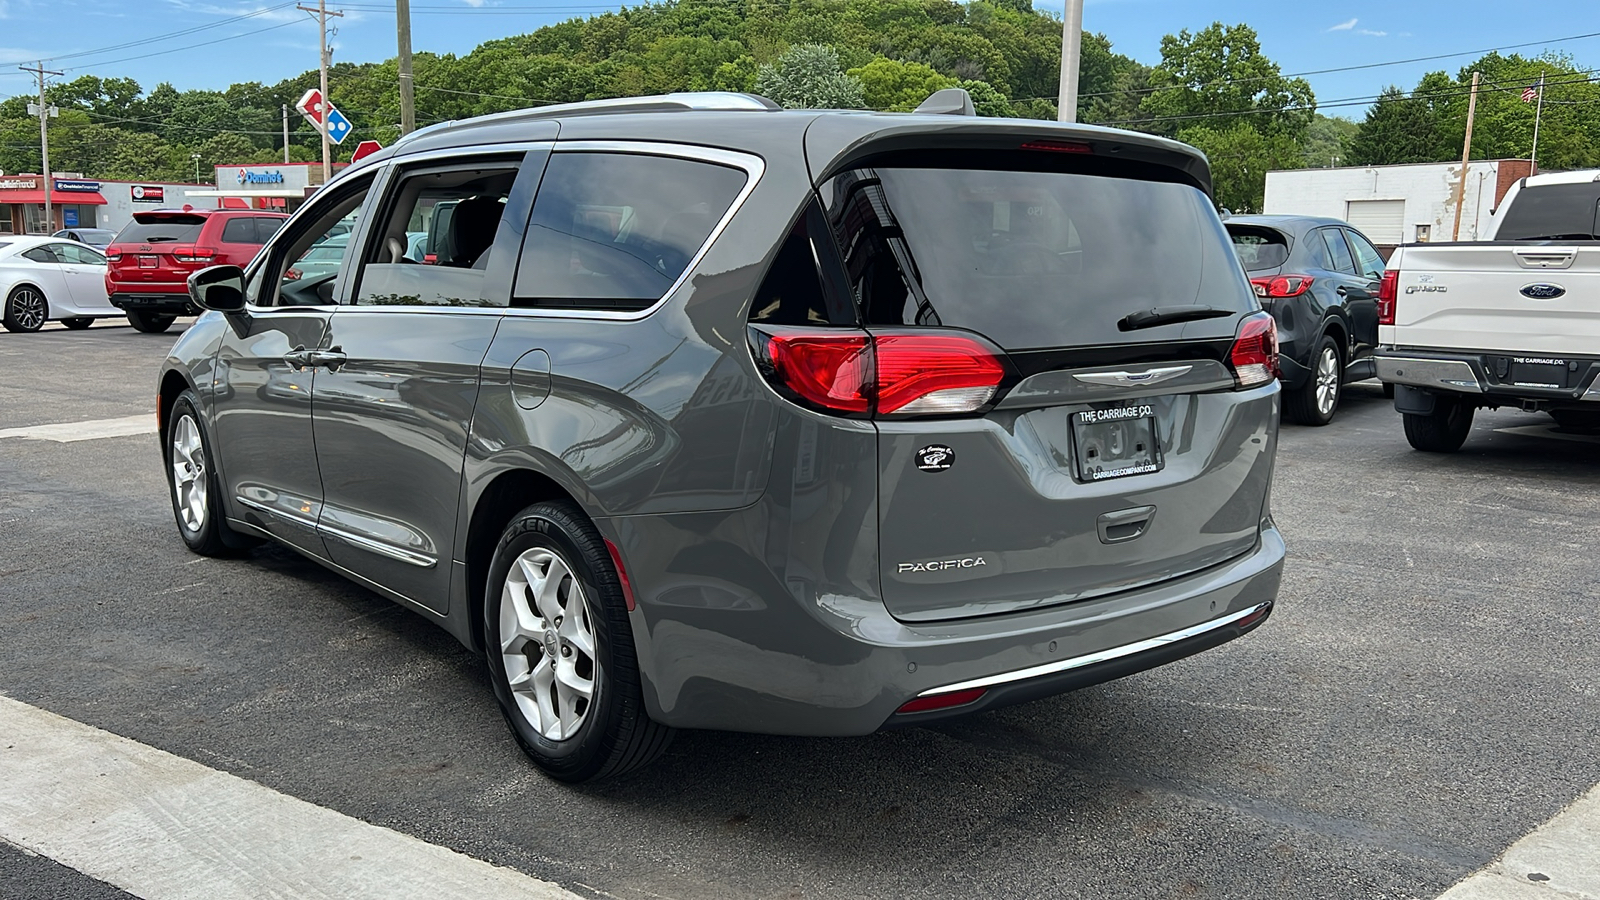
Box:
[1073,365,1193,388]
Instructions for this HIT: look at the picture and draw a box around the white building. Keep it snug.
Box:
[97,181,218,234]
[1264,159,1534,249]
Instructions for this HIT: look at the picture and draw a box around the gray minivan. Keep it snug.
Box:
[162,90,1285,782]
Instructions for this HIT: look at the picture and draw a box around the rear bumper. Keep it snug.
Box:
[607,511,1286,737]
[109,292,197,316]
[1376,349,1600,404]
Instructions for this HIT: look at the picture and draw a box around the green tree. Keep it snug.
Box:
[753,44,865,109]
[1140,23,1314,138]
[1301,114,1358,167]
[1178,121,1301,213]
[1346,87,1441,165]
[849,57,956,110]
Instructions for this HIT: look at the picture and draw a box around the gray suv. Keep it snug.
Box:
[161,90,1285,782]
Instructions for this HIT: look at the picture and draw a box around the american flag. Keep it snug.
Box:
[1522,85,1540,103]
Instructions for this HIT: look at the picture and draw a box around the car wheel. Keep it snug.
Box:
[1403,394,1475,453]
[1286,335,1342,426]
[61,317,93,330]
[484,501,672,782]
[128,311,176,333]
[166,391,255,556]
[1550,409,1600,433]
[3,285,48,333]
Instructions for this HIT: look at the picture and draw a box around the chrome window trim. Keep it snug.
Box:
[915,602,1272,698]
[501,140,767,322]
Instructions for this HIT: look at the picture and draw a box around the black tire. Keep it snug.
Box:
[1550,409,1600,433]
[1403,394,1475,452]
[483,501,672,782]
[3,285,48,333]
[61,317,93,330]
[165,391,256,556]
[1285,334,1342,426]
[128,310,176,333]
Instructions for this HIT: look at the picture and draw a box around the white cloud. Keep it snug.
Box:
[1357,28,1388,36]
[462,0,487,6]
[1328,17,1358,31]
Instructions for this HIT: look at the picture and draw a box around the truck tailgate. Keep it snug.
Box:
[1382,244,1600,355]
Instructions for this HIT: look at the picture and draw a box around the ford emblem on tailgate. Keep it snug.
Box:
[1520,283,1566,300]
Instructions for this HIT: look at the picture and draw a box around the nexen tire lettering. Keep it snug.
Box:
[898,558,988,573]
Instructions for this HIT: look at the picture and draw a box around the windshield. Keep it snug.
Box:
[1496,183,1600,241]
[821,164,1253,351]
[1227,225,1291,271]
[115,218,205,244]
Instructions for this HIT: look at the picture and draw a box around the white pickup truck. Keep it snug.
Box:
[1375,169,1600,451]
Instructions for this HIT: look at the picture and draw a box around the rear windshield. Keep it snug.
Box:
[821,165,1253,350]
[1227,225,1290,271]
[1496,183,1600,241]
[115,217,205,244]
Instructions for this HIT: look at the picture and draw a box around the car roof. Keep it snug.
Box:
[1522,169,1600,187]
[1225,214,1350,234]
[344,91,1216,198]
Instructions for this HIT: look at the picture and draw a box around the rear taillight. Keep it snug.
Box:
[1229,312,1280,389]
[754,327,1007,417]
[104,247,122,261]
[1249,274,1314,299]
[172,246,216,264]
[1377,270,1398,325]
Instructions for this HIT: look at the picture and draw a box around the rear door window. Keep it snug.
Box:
[114,217,205,244]
[512,152,748,311]
[819,164,1253,351]
[1318,227,1357,275]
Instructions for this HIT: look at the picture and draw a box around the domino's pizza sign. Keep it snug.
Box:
[236,169,286,186]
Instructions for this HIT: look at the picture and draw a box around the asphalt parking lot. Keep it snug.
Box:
[1,320,1597,900]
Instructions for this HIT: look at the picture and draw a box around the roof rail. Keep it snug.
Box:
[393,92,781,146]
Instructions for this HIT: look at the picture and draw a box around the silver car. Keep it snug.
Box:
[159,90,1284,782]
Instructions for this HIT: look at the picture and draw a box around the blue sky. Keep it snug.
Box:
[0,0,1595,120]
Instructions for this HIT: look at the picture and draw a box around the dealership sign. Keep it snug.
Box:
[131,185,165,203]
[54,179,100,192]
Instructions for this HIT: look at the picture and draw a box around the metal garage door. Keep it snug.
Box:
[1345,199,1406,245]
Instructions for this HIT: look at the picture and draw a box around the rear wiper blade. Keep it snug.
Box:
[1117,305,1235,332]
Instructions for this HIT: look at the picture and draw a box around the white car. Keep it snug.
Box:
[0,235,116,333]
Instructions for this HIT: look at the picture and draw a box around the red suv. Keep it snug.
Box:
[105,208,287,333]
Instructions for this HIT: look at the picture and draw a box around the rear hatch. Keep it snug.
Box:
[106,213,210,289]
[811,154,1276,622]
[1388,182,1600,357]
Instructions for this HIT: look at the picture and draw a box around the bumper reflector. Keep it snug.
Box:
[895,688,987,715]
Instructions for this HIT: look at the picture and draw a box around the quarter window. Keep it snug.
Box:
[1345,229,1386,280]
[256,175,374,308]
[221,217,257,244]
[512,152,748,311]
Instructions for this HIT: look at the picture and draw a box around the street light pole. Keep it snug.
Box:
[1451,71,1481,242]
[1056,0,1084,123]
[192,153,201,184]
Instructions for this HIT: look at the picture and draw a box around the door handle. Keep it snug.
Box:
[283,347,314,369]
[1098,506,1155,544]
[304,347,347,370]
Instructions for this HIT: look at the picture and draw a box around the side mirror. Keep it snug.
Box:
[190,265,247,313]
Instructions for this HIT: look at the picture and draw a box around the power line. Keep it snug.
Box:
[0,3,301,69]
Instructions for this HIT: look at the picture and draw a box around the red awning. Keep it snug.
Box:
[0,190,108,206]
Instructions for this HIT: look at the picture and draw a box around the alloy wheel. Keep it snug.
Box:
[170,415,208,533]
[1315,346,1340,417]
[9,289,46,331]
[499,547,599,741]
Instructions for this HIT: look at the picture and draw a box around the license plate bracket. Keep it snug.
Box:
[1507,357,1569,389]
[1073,404,1163,482]
[137,255,159,269]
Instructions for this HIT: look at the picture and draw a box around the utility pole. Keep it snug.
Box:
[1451,71,1481,242]
[20,61,63,234]
[1529,70,1546,174]
[282,103,291,164]
[298,0,343,183]
[397,0,416,135]
[1056,0,1083,123]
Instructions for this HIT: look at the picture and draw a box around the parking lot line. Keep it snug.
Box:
[0,415,156,443]
[0,696,583,900]
[1436,782,1600,900]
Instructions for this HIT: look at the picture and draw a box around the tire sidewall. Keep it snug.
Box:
[1309,335,1341,424]
[484,506,623,780]
[6,286,47,333]
[165,392,223,552]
